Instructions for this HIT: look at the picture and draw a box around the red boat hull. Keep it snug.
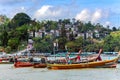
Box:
[14,62,33,68]
[33,63,47,68]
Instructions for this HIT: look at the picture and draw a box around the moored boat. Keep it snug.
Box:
[32,49,103,68]
[47,51,120,70]
[14,58,33,68]
[47,58,118,70]
[14,57,43,68]
[0,57,14,64]
[14,61,33,68]
[33,63,47,68]
[33,57,48,68]
[0,61,13,64]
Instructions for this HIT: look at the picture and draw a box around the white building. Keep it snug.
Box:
[86,31,93,39]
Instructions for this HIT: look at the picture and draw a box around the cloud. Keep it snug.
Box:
[75,9,90,22]
[75,9,108,23]
[34,5,62,20]
[35,5,52,16]
[91,9,102,22]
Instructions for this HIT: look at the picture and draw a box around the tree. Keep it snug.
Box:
[60,26,67,37]
[58,24,68,50]
[66,37,84,52]
[8,38,19,50]
[109,31,120,51]
[0,15,10,31]
[33,37,52,53]
[16,25,29,41]
[85,21,94,31]
[103,35,114,51]
[62,19,71,24]
[5,46,11,53]
[77,21,84,33]
[75,37,84,50]
[112,27,117,31]
[0,30,8,47]
[58,37,67,50]
[10,12,31,29]
[66,41,76,52]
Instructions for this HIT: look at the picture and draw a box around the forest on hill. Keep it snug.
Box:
[0,12,120,53]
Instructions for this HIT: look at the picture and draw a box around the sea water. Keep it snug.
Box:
[0,55,119,80]
[0,63,119,80]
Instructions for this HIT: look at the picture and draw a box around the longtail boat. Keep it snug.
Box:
[33,49,103,68]
[14,61,33,68]
[14,57,45,68]
[33,49,102,68]
[47,58,118,70]
[33,56,48,68]
[0,58,14,64]
[47,51,120,70]
[33,63,47,68]
[14,58,33,68]
[0,61,13,64]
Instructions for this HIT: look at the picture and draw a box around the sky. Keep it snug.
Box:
[0,0,120,28]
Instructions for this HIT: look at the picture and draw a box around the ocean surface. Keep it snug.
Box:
[0,63,120,80]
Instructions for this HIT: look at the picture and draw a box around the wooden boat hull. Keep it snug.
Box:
[47,58,118,70]
[33,63,47,68]
[14,62,33,68]
[0,62,13,64]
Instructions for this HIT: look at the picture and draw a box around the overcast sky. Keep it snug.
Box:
[0,0,120,28]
